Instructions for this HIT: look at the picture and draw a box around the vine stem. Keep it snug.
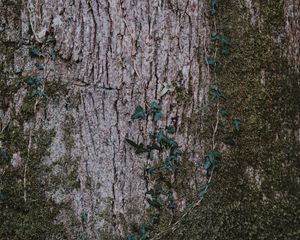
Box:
[212,101,220,150]
[23,99,38,203]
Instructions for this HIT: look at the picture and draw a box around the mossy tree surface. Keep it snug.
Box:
[159,1,300,239]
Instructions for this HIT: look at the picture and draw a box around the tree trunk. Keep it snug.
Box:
[0,0,299,240]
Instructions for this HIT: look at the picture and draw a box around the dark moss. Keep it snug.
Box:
[154,1,299,239]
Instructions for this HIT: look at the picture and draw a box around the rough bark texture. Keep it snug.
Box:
[1,0,210,239]
[0,0,299,240]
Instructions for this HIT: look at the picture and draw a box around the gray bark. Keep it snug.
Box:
[1,0,210,238]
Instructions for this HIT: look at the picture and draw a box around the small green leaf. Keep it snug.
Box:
[198,185,208,198]
[131,105,146,120]
[203,150,221,170]
[35,63,45,70]
[25,77,34,86]
[127,234,137,240]
[33,76,43,86]
[220,108,229,117]
[46,36,55,44]
[145,166,158,174]
[0,147,11,164]
[31,89,45,97]
[167,203,177,210]
[150,102,161,111]
[166,125,176,134]
[223,135,236,146]
[206,56,218,65]
[220,45,230,56]
[233,119,241,132]
[161,160,176,173]
[81,212,88,223]
[210,86,225,100]
[147,198,163,209]
[153,111,162,122]
[211,0,219,15]
[211,32,219,41]
[29,47,41,57]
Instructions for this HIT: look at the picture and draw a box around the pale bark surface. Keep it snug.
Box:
[1,0,210,239]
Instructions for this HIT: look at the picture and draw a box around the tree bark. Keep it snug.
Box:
[1,0,299,240]
[1,0,211,239]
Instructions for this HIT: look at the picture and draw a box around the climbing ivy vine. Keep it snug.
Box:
[126,1,241,239]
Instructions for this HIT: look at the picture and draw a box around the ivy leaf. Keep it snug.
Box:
[31,89,45,97]
[0,147,11,164]
[153,111,162,122]
[220,45,230,56]
[127,234,137,240]
[220,108,229,117]
[161,160,176,173]
[35,63,45,70]
[206,56,218,65]
[159,83,174,98]
[147,198,163,209]
[29,47,41,57]
[166,125,176,134]
[33,76,43,86]
[131,105,146,120]
[203,150,221,170]
[46,36,55,44]
[25,77,34,86]
[210,86,225,100]
[167,203,177,210]
[211,0,219,15]
[150,102,161,111]
[211,32,219,41]
[80,212,88,223]
[233,119,241,132]
[139,223,152,236]
[146,166,158,174]
[220,35,231,45]
[125,138,148,154]
[223,135,236,146]
[198,185,208,198]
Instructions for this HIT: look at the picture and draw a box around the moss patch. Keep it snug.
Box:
[154,1,300,239]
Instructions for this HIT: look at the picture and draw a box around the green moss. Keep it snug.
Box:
[153,1,299,239]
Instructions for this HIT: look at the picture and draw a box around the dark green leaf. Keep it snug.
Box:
[220,108,229,117]
[131,105,146,120]
[210,86,225,100]
[147,198,163,209]
[203,150,221,170]
[35,63,45,70]
[46,36,55,44]
[29,47,41,57]
[211,32,219,41]
[145,166,158,174]
[206,56,218,65]
[233,119,241,132]
[223,135,236,146]
[125,138,140,148]
[31,89,45,97]
[198,185,208,198]
[150,102,161,111]
[34,76,43,86]
[25,77,34,86]
[153,111,162,122]
[81,212,88,223]
[220,46,230,56]
[161,161,176,173]
[167,203,177,210]
[127,234,137,240]
[148,149,155,160]
[166,125,176,134]
[0,147,11,164]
